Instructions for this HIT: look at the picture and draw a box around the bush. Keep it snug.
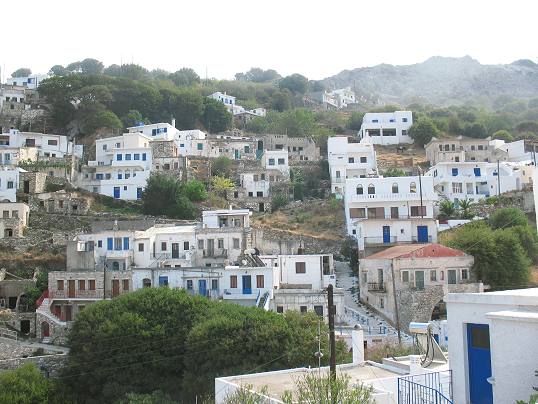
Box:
[0,364,50,403]
[271,193,288,211]
[489,208,528,229]
[182,180,207,202]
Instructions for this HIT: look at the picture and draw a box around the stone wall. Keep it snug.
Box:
[0,217,24,238]
[18,172,47,194]
[0,353,67,377]
[251,228,341,255]
[29,191,93,215]
[0,338,58,360]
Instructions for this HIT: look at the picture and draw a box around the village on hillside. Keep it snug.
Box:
[0,65,538,404]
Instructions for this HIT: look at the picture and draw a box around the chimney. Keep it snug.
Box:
[352,324,365,365]
[171,118,176,128]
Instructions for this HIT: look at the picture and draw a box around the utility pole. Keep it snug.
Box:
[497,160,501,196]
[327,284,337,392]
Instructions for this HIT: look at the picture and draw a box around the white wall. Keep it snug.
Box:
[360,111,413,145]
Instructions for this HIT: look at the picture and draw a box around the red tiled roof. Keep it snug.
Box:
[364,243,467,260]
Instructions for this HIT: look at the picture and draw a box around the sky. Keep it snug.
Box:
[2,0,537,81]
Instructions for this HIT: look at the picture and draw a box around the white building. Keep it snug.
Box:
[208,92,265,117]
[330,87,356,108]
[208,92,236,110]
[0,201,30,238]
[344,176,438,251]
[2,129,82,159]
[447,288,538,404]
[0,167,22,202]
[426,161,522,203]
[7,74,49,90]
[359,111,413,145]
[82,132,152,200]
[262,150,289,176]
[327,136,377,197]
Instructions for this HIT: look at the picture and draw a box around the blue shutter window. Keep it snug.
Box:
[451,168,458,176]
[96,173,103,180]
[473,168,481,177]
[197,143,203,150]
[98,240,102,248]
[152,129,156,136]
[123,237,129,250]
[125,154,131,160]
[142,153,147,161]
[117,154,123,161]
[118,173,122,179]
[107,237,113,250]
[134,154,140,160]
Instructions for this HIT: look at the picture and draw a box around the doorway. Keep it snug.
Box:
[242,275,252,295]
[382,226,391,243]
[172,243,179,259]
[258,202,265,212]
[41,322,50,338]
[112,279,120,297]
[467,323,493,404]
[68,280,75,298]
[198,279,207,297]
[415,271,425,290]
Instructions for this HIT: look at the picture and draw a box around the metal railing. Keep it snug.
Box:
[364,236,397,245]
[367,282,386,292]
[203,248,228,258]
[398,371,453,404]
[411,235,433,243]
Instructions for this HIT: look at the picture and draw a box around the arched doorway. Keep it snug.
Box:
[431,299,447,321]
[41,321,50,338]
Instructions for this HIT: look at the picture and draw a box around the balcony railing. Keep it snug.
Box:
[367,282,386,292]
[106,250,134,259]
[51,290,104,299]
[350,192,437,201]
[411,235,433,243]
[352,213,433,221]
[364,236,397,246]
[203,248,228,258]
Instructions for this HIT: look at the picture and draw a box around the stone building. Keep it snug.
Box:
[359,243,483,331]
[29,190,92,215]
[0,202,29,238]
[150,139,185,179]
[261,134,321,162]
[18,171,47,195]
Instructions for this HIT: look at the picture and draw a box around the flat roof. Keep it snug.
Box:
[221,363,399,400]
[446,288,538,306]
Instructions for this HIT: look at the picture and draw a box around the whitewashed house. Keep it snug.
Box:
[0,167,22,202]
[425,161,522,203]
[208,92,236,110]
[0,201,30,238]
[7,74,49,90]
[262,150,289,176]
[359,111,413,145]
[330,87,357,108]
[328,136,377,197]
[344,176,438,251]
[81,132,152,200]
[447,288,538,404]
[3,129,82,159]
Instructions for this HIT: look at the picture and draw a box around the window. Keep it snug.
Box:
[125,154,131,161]
[233,238,240,249]
[401,271,409,283]
[158,276,168,287]
[57,280,64,290]
[362,272,367,284]
[360,156,367,163]
[142,153,147,161]
[410,182,416,193]
[2,211,8,219]
[161,242,167,251]
[380,297,384,308]
[116,154,123,161]
[392,183,399,193]
[452,168,459,176]
[356,185,363,195]
[256,275,264,288]
[440,271,445,281]
[402,117,408,122]
[7,181,13,189]
[230,275,237,288]
[336,171,341,179]
[122,279,129,291]
[47,139,58,145]
[295,262,306,274]
[367,184,375,194]
[138,243,144,252]
[218,239,224,249]
[300,306,307,313]
[211,279,218,290]
[314,305,324,316]
[134,153,140,160]
[198,239,204,249]
[452,182,462,194]
[197,143,203,150]
[430,270,437,282]
[410,206,427,217]
[278,158,285,165]
[276,306,284,313]
[89,280,96,290]
[114,237,122,251]
[391,207,399,218]
[349,208,365,219]
[97,240,102,248]
[461,269,469,280]
[183,241,189,250]
[78,280,85,290]
[348,157,355,163]
[268,158,275,166]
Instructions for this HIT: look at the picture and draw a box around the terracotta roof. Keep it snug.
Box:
[364,243,467,260]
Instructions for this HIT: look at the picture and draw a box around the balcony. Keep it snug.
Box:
[203,249,228,258]
[367,282,386,292]
[223,288,262,301]
[351,213,433,221]
[349,192,437,202]
[106,250,133,259]
[50,290,104,299]
[364,236,397,246]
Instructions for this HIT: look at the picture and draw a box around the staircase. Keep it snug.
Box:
[257,291,270,310]
[36,298,66,326]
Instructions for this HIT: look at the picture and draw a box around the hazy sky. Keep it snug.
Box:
[2,0,537,81]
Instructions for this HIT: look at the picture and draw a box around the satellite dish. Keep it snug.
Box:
[241,259,247,266]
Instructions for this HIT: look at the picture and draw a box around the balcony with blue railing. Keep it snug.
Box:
[397,370,453,404]
[223,288,263,301]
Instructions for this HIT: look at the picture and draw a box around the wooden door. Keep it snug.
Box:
[68,280,75,298]
[112,279,120,297]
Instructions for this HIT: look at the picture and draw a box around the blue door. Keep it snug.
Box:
[113,187,120,199]
[417,226,429,243]
[242,275,252,295]
[137,187,142,199]
[474,167,481,177]
[382,226,391,243]
[467,323,493,404]
[198,279,207,297]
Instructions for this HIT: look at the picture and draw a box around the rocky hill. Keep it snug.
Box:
[323,56,538,107]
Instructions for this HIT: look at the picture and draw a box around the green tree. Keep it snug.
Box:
[121,110,149,128]
[489,208,528,229]
[182,180,207,202]
[508,225,538,265]
[105,64,149,80]
[408,116,440,147]
[49,65,69,76]
[458,198,474,220]
[201,98,232,133]
[447,115,464,135]
[463,122,488,139]
[211,176,235,197]
[84,109,122,133]
[271,193,288,211]
[169,68,200,87]
[341,236,359,272]
[11,68,32,77]
[270,90,292,112]
[347,112,365,131]
[516,121,538,134]
[383,168,406,177]
[169,89,204,129]
[279,74,308,94]
[439,200,457,219]
[0,363,50,404]
[141,174,197,219]
[211,156,233,177]
[117,391,177,404]
[79,58,104,75]
[235,68,281,83]
[492,130,514,142]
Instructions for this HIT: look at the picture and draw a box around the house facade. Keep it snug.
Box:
[0,167,22,202]
[328,136,377,197]
[359,111,413,145]
[7,74,49,90]
[344,176,438,251]
[0,202,29,238]
[359,243,482,332]
[261,134,321,162]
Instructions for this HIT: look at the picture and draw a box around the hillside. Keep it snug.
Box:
[323,56,538,107]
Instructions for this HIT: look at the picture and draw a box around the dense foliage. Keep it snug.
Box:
[0,364,50,404]
[63,288,348,403]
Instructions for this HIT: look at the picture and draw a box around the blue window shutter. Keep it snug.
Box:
[117,154,122,161]
[125,154,131,160]
[452,168,458,176]
[118,174,122,179]
[123,237,129,250]
[107,237,113,250]
[142,153,147,161]
[134,154,140,160]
